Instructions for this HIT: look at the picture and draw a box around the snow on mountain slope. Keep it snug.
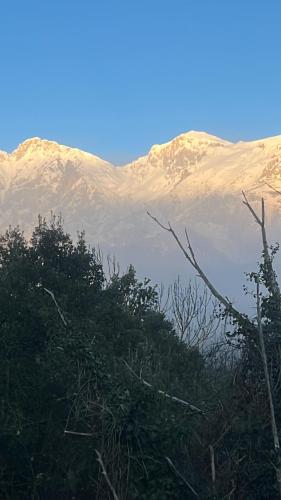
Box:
[9,137,119,193]
[121,132,281,202]
[120,131,231,199]
[0,156,10,202]
[0,137,124,231]
[1,132,281,301]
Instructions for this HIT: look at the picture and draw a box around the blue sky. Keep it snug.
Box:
[1,0,281,163]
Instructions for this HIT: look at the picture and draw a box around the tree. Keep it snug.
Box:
[165,277,222,349]
[148,194,281,498]
[0,216,211,499]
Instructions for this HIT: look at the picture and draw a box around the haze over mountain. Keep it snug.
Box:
[1,130,281,303]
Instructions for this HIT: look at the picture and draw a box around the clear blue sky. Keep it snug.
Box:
[1,0,281,163]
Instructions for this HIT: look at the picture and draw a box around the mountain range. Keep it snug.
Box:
[1,130,281,303]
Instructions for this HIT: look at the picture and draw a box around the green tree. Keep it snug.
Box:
[0,217,209,499]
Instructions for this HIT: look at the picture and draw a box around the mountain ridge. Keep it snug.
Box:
[4,129,281,166]
[1,130,281,300]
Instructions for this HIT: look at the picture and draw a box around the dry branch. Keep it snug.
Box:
[147,195,281,496]
[42,287,68,326]
[209,444,216,496]
[256,278,281,496]
[242,192,280,298]
[64,430,93,437]
[266,183,281,197]
[168,278,221,348]
[123,360,204,415]
[165,456,200,498]
[95,449,120,500]
[147,211,255,333]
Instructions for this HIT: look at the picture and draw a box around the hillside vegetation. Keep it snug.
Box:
[1,216,281,499]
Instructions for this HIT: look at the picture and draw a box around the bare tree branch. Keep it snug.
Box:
[147,211,255,333]
[42,287,68,326]
[148,196,281,495]
[256,278,281,496]
[64,430,93,437]
[209,444,216,497]
[222,485,236,499]
[95,449,120,500]
[167,278,221,348]
[123,359,204,415]
[165,456,200,498]
[242,192,280,298]
[242,191,263,226]
[266,183,281,197]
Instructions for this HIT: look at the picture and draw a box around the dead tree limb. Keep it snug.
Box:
[123,360,204,415]
[266,183,281,197]
[242,192,280,298]
[148,201,281,495]
[209,444,216,497]
[165,456,200,498]
[95,449,120,500]
[147,211,255,333]
[256,278,281,497]
[42,287,68,326]
[64,430,93,437]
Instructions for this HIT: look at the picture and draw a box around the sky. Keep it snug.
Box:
[1,0,281,163]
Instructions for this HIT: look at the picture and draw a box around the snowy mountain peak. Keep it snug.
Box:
[149,130,229,154]
[180,130,231,143]
[11,137,66,160]
[1,129,281,294]
[134,130,231,182]
[9,138,114,174]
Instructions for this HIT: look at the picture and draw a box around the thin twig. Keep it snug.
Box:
[42,287,68,326]
[95,449,120,500]
[242,192,280,298]
[266,183,281,197]
[64,430,93,437]
[222,485,236,499]
[209,444,216,496]
[165,456,200,498]
[123,360,204,415]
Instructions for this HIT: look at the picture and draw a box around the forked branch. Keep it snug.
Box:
[147,211,254,332]
[242,192,280,298]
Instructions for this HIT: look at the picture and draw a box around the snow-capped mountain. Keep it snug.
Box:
[1,131,281,302]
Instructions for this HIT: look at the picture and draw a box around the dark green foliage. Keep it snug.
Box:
[2,216,280,498]
[209,247,281,499]
[0,217,209,499]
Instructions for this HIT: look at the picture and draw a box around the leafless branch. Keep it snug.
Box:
[266,183,281,197]
[147,211,255,332]
[242,192,280,298]
[256,278,281,496]
[95,449,120,500]
[168,278,222,348]
[123,359,204,415]
[42,287,68,326]
[165,456,200,498]
[64,430,93,437]
[209,444,216,496]
[222,485,236,499]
